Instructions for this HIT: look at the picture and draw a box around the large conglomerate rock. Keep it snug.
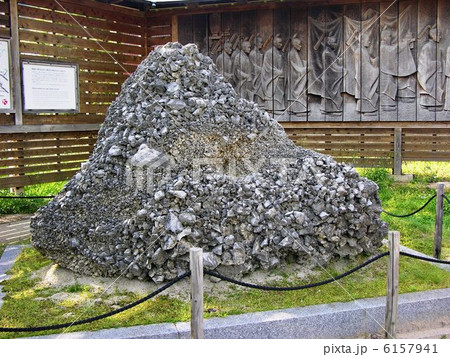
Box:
[31,43,388,282]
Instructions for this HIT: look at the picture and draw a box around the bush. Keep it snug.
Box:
[0,181,66,214]
[360,168,393,189]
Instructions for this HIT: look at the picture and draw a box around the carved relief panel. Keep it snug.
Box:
[177,0,449,122]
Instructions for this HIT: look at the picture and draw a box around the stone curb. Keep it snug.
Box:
[37,288,450,339]
[0,245,25,309]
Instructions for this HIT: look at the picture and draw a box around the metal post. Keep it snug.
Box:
[190,247,204,339]
[434,183,444,259]
[385,231,400,339]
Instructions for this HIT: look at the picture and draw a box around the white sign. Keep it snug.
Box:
[22,60,79,112]
[0,39,12,112]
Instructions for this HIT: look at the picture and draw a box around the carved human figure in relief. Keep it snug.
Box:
[380,28,417,111]
[355,33,379,114]
[380,29,397,111]
[320,35,343,114]
[233,40,253,101]
[262,34,286,114]
[418,28,444,110]
[215,41,235,86]
[287,37,308,114]
[249,36,264,106]
[397,30,417,101]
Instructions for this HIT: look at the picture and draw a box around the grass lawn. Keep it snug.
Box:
[0,246,448,338]
[0,161,449,338]
[358,162,450,259]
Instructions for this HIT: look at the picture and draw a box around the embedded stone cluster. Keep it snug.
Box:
[31,43,387,283]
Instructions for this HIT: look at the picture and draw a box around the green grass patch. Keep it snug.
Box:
[0,181,66,215]
[0,244,5,257]
[0,246,449,338]
[403,161,450,183]
[0,247,191,338]
[356,164,450,259]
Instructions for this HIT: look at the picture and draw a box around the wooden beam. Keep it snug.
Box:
[172,15,178,42]
[9,0,22,126]
[281,122,450,129]
[190,247,204,339]
[0,124,101,133]
[393,128,402,175]
[146,0,378,18]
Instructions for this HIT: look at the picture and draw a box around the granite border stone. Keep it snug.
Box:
[0,245,25,309]
[38,288,450,339]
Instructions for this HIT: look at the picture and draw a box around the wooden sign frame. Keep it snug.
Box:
[21,59,79,114]
[0,38,13,113]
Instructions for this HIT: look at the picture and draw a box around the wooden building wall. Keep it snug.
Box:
[164,0,450,171]
[0,0,145,188]
[0,0,449,189]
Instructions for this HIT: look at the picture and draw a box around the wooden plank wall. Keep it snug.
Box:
[402,128,450,161]
[282,123,450,168]
[16,0,145,125]
[146,14,172,52]
[283,125,395,168]
[0,0,10,41]
[0,130,97,187]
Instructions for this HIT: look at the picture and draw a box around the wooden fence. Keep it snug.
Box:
[0,0,141,188]
[284,123,450,168]
[16,0,144,125]
[0,0,449,189]
[0,130,97,187]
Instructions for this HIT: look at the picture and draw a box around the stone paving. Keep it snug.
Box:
[0,216,32,245]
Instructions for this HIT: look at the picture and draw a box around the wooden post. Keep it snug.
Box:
[393,128,402,176]
[172,15,179,42]
[190,247,204,339]
[9,0,23,126]
[385,231,400,339]
[434,183,444,259]
[9,0,24,194]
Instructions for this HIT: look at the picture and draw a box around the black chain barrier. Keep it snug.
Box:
[205,252,389,291]
[0,195,55,199]
[381,194,437,218]
[1,249,449,333]
[0,271,190,333]
[444,194,450,205]
[400,251,450,265]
